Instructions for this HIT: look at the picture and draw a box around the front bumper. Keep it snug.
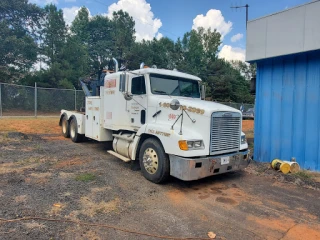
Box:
[169,150,250,181]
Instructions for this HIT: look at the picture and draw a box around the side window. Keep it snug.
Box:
[131,76,146,95]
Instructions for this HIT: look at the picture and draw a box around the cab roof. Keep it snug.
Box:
[110,68,201,81]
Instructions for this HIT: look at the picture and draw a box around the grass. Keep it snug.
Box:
[294,171,313,180]
[18,157,41,165]
[75,173,96,182]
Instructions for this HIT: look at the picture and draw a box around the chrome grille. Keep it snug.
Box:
[210,111,241,155]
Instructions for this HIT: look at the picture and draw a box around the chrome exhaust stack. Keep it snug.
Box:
[112,58,119,72]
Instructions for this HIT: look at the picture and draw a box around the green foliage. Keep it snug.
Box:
[71,7,90,43]
[0,0,43,83]
[111,10,135,64]
[3,1,255,103]
[41,4,67,65]
[231,60,257,80]
[75,173,96,182]
[294,171,313,180]
[206,59,254,103]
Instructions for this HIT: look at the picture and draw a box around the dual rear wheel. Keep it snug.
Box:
[61,116,84,143]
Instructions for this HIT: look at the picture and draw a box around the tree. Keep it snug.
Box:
[71,7,90,44]
[179,27,221,77]
[41,4,67,65]
[230,60,257,80]
[57,36,89,88]
[0,0,43,83]
[87,15,113,74]
[111,10,135,66]
[206,59,254,103]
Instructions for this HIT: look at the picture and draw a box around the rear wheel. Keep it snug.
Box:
[70,118,84,143]
[139,138,170,184]
[61,115,70,138]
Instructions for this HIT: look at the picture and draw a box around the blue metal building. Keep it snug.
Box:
[246,1,320,170]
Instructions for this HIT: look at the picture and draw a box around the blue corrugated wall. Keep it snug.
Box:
[254,50,320,170]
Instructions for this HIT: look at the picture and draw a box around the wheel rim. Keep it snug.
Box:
[70,121,76,138]
[143,148,159,174]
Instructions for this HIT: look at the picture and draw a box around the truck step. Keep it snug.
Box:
[107,150,131,162]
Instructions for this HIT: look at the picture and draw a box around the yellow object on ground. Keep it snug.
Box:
[283,161,300,173]
[271,159,291,174]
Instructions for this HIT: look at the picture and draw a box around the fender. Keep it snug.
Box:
[130,122,209,160]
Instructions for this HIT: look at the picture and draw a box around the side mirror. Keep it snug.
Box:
[201,85,206,100]
[124,92,133,101]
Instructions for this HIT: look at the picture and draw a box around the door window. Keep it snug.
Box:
[131,76,146,95]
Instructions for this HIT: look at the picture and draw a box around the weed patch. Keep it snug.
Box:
[75,173,96,182]
[294,171,313,180]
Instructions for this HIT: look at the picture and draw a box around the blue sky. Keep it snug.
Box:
[30,0,312,61]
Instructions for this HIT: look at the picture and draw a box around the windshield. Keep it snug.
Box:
[150,74,200,98]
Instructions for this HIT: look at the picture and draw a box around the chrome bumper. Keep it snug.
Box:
[169,150,250,181]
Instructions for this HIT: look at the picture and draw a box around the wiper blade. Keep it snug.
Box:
[181,93,193,97]
[154,90,169,95]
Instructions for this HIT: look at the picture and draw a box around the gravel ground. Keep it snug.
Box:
[0,128,320,240]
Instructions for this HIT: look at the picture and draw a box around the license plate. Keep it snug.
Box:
[221,157,230,165]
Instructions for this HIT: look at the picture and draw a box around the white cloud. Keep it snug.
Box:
[62,6,81,26]
[231,33,243,43]
[65,0,77,2]
[107,0,162,41]
[192,9,232,39]
[218,45,245,62]
[31,55,49,71]
[156,32,163,40]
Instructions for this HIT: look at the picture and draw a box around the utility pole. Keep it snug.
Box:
[231,4,249,29]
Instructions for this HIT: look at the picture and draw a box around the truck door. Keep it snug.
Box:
[129,75,147,128]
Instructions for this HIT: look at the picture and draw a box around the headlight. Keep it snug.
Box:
[194,140,202,148]
[187,141,194,148]
[179,140,204,150]
[241,135,247,144]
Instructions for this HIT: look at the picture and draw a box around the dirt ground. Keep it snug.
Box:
[0,118,320,240]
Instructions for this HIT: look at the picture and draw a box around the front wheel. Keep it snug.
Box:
[70,118,84,143]
[139,138,170,184]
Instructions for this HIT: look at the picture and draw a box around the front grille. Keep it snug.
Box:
[210,111,241,155]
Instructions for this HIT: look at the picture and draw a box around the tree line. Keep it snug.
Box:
[0,0,255,103]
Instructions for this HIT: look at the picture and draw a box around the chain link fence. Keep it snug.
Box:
[0,82,254,117]
[0,83,85,117]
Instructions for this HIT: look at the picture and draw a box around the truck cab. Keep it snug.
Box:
[60,64,250,183]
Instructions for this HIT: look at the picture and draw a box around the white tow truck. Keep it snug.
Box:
[59,59,250,183]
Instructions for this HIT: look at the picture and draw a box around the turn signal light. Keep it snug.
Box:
[178,140,189,150]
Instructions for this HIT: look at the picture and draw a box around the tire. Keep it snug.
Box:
[70,117,84,143]
[61,115,70,138]
[139,138,170,184]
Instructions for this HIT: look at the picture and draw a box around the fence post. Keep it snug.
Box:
[34,82,37,118]
[74,87,77,111]
[0,83,2,118]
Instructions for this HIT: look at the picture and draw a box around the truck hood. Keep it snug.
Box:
[155,96,241,117]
